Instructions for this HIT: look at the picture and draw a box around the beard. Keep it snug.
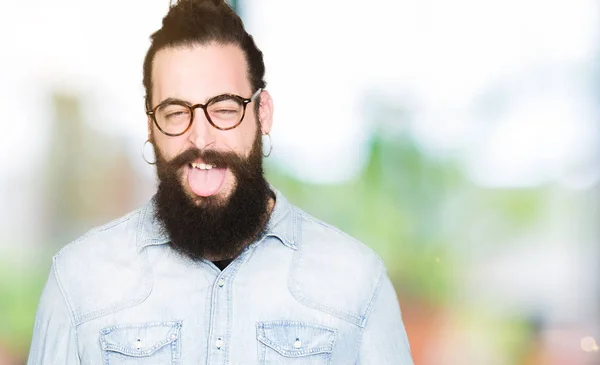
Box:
[152,131,271,261]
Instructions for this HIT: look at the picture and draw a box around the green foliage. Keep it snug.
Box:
[0,258,49,358]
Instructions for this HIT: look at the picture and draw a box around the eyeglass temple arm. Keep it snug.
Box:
[250,88,263,102]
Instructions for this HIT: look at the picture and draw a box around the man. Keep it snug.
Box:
[27,1,414,364]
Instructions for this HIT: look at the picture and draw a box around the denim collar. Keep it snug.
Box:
[136,187,298,252]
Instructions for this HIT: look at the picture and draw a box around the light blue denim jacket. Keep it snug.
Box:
[28,189,413,365]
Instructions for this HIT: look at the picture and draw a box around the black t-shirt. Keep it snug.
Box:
[212,258,233,271]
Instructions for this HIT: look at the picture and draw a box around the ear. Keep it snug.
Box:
[145,96,155,141]
[147,115,154,142]
[257,90,274,135]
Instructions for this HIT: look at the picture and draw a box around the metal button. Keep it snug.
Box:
[135,339,142,350]
[294,338,302,348]
[216,337,223,349]
[218,279,225,287]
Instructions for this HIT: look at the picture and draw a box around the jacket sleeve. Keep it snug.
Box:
[357,271,414,364]
[27,262,81,365]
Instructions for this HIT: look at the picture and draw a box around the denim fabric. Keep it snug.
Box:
[27,188,414,365]
[99,321,182,364]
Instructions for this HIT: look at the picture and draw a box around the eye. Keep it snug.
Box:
[208,98,243,119]
[213,108,238,114]
[157,104,190,121]
[167,110,188,118]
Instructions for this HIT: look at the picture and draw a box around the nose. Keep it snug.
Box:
[188,107,216,150]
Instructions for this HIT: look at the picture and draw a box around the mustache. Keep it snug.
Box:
[163,148,258,178]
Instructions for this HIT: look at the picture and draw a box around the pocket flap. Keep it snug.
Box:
[257,321,336,357]
[100,321,182,357]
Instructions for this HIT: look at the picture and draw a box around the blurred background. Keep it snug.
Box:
[0,0,598,364]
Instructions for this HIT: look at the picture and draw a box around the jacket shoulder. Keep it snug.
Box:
[289,208,385,328]
[52,207,152,326]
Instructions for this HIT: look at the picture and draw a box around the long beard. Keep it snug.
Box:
[152,133,271,261]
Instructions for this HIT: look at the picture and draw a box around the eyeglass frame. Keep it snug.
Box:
[146,88,263,137]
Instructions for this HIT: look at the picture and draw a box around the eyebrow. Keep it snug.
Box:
[157,94,239,107]
[157,97,191,106]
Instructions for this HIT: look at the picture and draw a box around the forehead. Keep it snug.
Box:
[151,43,250,105]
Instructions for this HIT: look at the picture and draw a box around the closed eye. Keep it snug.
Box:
[166,111,188,118]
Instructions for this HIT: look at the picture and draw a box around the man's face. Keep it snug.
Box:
[147,43,274,261]
[149,43,271,204]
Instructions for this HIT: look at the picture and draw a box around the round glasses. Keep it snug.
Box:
[146,88,262,136]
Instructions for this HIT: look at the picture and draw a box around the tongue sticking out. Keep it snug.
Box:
[187,166,227,197]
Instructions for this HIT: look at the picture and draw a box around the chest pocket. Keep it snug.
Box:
[257,321,336,365]
[100,321,182,365]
